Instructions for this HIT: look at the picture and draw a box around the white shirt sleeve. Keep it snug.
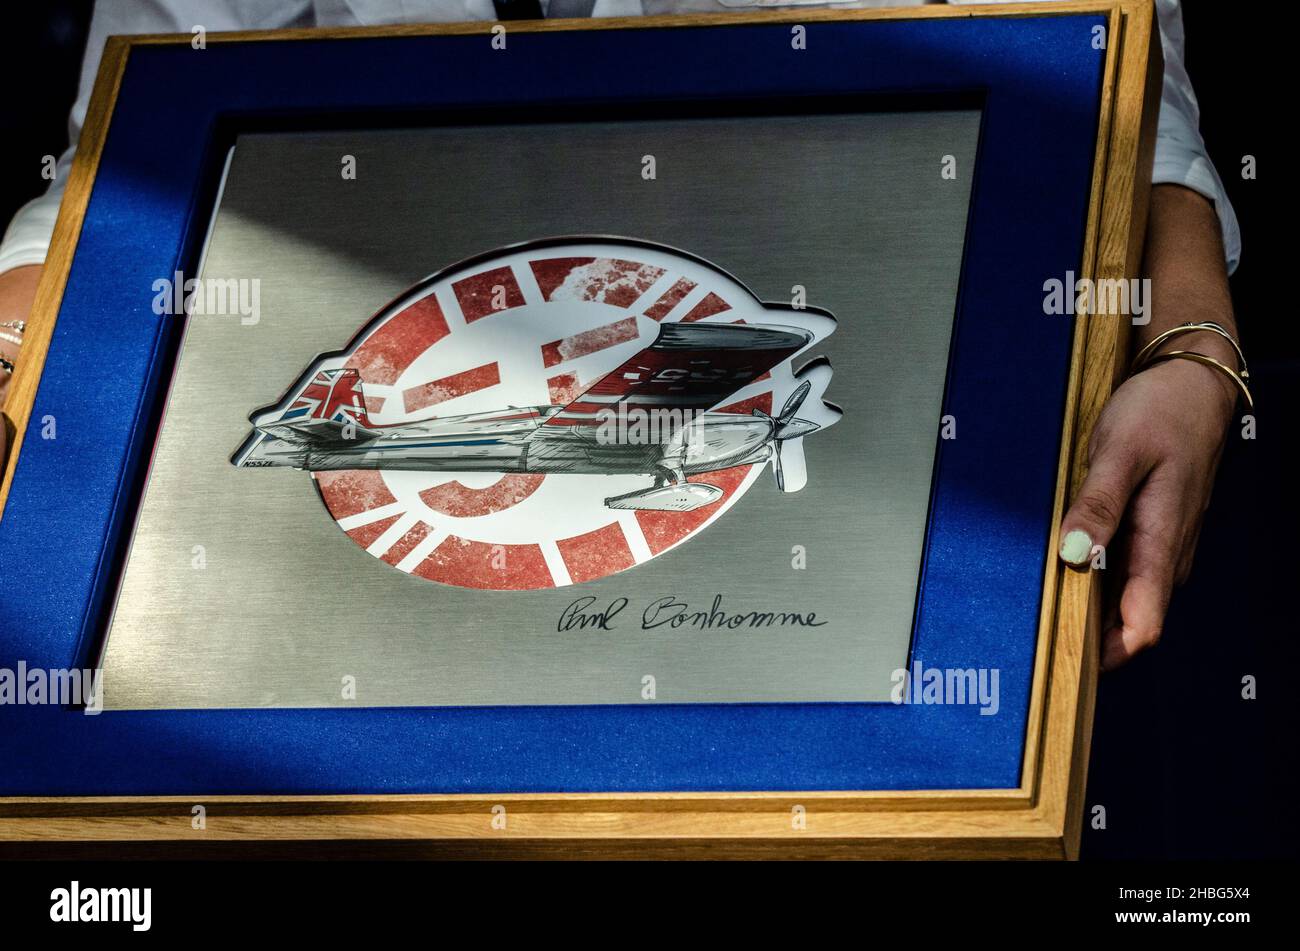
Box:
[1152,0,1240,273]
[0,0,312,276]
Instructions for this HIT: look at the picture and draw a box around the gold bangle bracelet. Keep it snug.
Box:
[1132,320,1249,383]
[1139,350,1254,411]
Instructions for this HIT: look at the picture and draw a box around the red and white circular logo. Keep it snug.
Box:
[235,238,839,590]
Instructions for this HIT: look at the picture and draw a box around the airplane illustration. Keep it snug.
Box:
[233,321,841,512]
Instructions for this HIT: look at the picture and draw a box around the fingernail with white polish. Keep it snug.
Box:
[1059,529,1093,566]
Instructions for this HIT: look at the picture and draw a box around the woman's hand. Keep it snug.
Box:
[1058,184,1241,670]
[1059,351,1236,670]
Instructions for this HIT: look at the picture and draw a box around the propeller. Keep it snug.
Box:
[754,381,819,492]
[770,436,808,493]
[777,381,811,428]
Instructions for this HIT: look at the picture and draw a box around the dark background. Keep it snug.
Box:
[0,2,1291,859]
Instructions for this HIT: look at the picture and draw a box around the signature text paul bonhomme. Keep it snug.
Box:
[558,595,826,632]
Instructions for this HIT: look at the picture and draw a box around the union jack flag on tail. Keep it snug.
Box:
[238,368,382,456]
[283,368,374,427]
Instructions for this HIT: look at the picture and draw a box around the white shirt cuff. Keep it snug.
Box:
[0,193,61,276]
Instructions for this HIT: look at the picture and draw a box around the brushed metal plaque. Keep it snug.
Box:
[99,110,979,709]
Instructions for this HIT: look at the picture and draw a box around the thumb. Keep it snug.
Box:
[1058,450,1147,568]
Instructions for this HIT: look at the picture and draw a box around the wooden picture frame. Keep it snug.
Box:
[0,1,1161,858]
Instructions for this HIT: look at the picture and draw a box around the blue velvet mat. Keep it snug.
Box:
[0,14,1102,794]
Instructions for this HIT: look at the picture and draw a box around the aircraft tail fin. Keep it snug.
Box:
[287,367,373,423]
[233,367,380,466]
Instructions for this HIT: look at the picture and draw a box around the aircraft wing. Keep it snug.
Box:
[537,321,811,432]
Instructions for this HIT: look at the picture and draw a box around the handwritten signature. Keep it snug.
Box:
[557,595,825,632]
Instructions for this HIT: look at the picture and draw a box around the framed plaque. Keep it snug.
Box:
[0,2,1160,858]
